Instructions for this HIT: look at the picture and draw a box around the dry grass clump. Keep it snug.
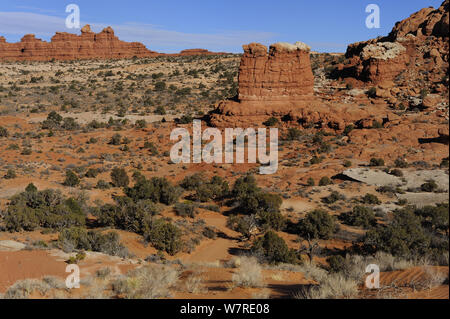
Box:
[185,270,208,294]
[3,278,52,299]
[294,262,357,299]
[294,273,358,299]
[231,256,266,288]
[112,264,179,299]
[423,266,448,290]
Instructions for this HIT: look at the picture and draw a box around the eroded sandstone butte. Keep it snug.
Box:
[238,42,314,102]
[211,41,318,125]
[341,0,449,84]
[0,25,226,61]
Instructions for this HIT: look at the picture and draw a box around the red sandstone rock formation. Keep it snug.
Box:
[210,41,316,125]
[210,41,322,127]
[341,0,449,85]
[177,49,226,56]
[238,42,314,101]
[0,25,228,61]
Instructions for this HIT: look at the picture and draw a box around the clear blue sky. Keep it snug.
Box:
[0,0,444,53]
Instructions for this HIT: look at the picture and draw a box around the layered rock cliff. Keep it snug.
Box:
[0,25,227,61]
[238,42,314,101]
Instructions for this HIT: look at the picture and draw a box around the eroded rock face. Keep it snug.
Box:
[0,25,227,61]
[209,41,317,127]
[388,0,449,39]
[238,42,314,101]
[0,25,159,61]
[342,0,449,85]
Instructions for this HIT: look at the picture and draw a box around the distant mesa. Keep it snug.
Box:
[0,24,228,61]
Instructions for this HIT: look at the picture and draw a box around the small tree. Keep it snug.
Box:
[63,170,80,187]
[298,209,336,239]
[4,169,17,179]
[369,158,385,167]
[109,133,122,145]
[421,180,438,192]
[0,126,8,137]
[318,176,332,186]
[251,231,297,264]
[110,167,129,188]
[144,219,183,255]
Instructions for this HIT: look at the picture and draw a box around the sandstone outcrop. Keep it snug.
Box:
[238,42,314,101]
[210,41,316,126]
[0,25,228,61]
[177,49,226,56]
[341,0,449,85]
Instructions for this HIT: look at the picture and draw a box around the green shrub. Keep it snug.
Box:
[174,202,197,218]
[154,81,166,91]
[263,117,279,127]
[4,189,86,231]
[176,114,193,124]
[63,170,80,187]
[389,168,403,177]
[109,133,122,145]
[362,207,433,258]
[284,128,302,141]
[298,209,336,239]
[369,158,385,166]
[367,87,376,98]
[231,175,259,199]
[421,180,438,192]
[307,178,315,186]
[394,157,409,168]
[125,176,180,205]
[95,197,159,234]
[25,183,38,192]
[361,193,381,205]
[326,255,345,273]
[96,179,110,189]
[251,231,298,264]
[144,219,182,255]
[322,191,344,204]
[0,126,8,137]
[110,167,129,187]
[85,168,100,178]
[4,169,17,179]
[41,111,62,129]
[227,214,257,239]
[202,227,217,239]
[318,176,332,186]
[144,141,159,155]
[341,206,376,228]
[58,227,129,257]
[135,119,146,129]
[155,105,166,115]
[440,157,449,168]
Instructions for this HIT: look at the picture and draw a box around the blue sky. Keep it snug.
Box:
[0,0,444,53]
